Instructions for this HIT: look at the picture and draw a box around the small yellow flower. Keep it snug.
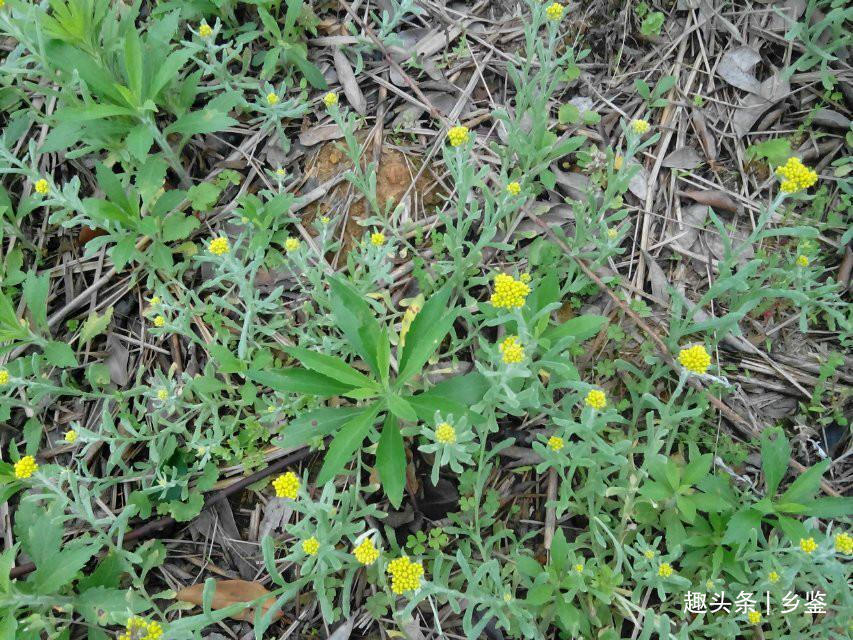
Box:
[320,216,330,224]
[14,456,38,479]
[584,389,606,410]
[150,296,161,306]
[120,617,162,640]
[547,435,564,452]
[273,471,300,499]
[506,181,521,196]
[574,563,584,573]
[607,228,618,239]
[64,430,77,443]
[499,336,524,364]
[631,119,650,135]
[387,556,424,594]
[799,537,817,554]
[705,579,714,591]
[302,536,320,555]
[835,532,853,555]
[748,610,761,625]
[768,571,779,583]
[157,389,169,401]
[275,167,286,176]
[266,93,279,105]
[613,155,624,170]
[323,92,338,107]
[34,179,50,195]
[520,272,531,283]
[353,537,380,565]
[447,125,470,147]
[644,550,655,559]
[208,236,229,256]
[490,273,530,308]
[435,422,456,444]
[0,369,9,386]
[775,157,818,193]
[545,2,564,20]
[678,344,711,375]
[370,232,386,246]
[153,315,166,328]
[199,23,212,38]
[658,562,673,578]
[284,237,301,252]
[796,255,809,267]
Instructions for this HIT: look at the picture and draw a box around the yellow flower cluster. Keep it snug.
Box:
[208,236,229,255]
[150,296,161,306]
[799,537,817,554]
[320,215,330,224]
[302,537,320,555]
[796,255,809,267]
[387,556,424,594]
[547,435,564,452]
[353,537,380,565]
[157,389,169,401]
[284,237,301,252]
[64,430,77,443]
[834,532,852,554]
[275,167,286,176]
[447,125,470,147]
[748,610,762,625]
[323,92,338,107]
[506,181,521,196]
[273,471,300,499]
[435,422,456,444]
[35,179,50,195]
[775,157,817,193]
[631,119,650,134]
[678,345,711,375]
[153,315,165,328]
[370,232,385,246]
[644,550,655,559]
[266,93,279,105]
[573,563,583,573]
[490,273,530,308]
[199,23,212,38]
[0,369,8,385]
[768,571,779,583]
[658,562,673,577]
[584,389,606,410]
[607,228,618,239]
[14,456,38,479]
[118,617,162,640]
[545,2,564,20]
[499,336,524,364]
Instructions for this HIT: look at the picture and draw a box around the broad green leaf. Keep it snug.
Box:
[760,427,790,496]
[284,346,376,388]
[397,284,454,385]
[165,109,238,138]
[30,544,98,593]
[23,270,49,330]
[780,459,830,505]
[722,509,760,545]
[386,394,417,421]
[80,306,113,343]
[328,276,381,375]
[317,405,380,484]
[803,496,853,518]
[376,414,405,508]
[162,213,199,242]
[245,368,355,397]
[272,406,362,450]
[543,314,607,344]
[43,341,78,368]
[207,344,245,373]
[123,29,143,101]
[550,528,569,573]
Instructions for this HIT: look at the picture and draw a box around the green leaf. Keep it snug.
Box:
[123,29,143,101]
[550,528,569,573]
[543,314,607,344]
[317,405,380,484]
[328,276,381,375]
[246,367,356,397]
[23,270,49,330]
[165,109,238,138]
[397,285,454,385]
[162,213,200,242]
[376,414,405,508]
[760,427,790,496]
[780,459,829,505]
[387,394,417,421]
[803,496,853,518]
[80,306,113,343]
[207,344,245,373]
[722,509,761,545]
[30,544,97,593]
[284,346,377,389]
[558,103,580,125]
[43,341,78,368]
[170,493,204,522]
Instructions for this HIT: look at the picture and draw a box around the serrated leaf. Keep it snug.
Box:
[80,306,113,343]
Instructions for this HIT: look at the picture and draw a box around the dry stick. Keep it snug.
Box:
[10,445,317,579]
[527,212,841,499]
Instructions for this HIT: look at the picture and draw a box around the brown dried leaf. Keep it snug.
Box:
[675,204,710,250]
[299,124,344,147]
[333,47,366,115]
[717,46,762,94]
[691,111,717,163]
[627,162,649,200]
[641,250,671,303]
[175,580,283,622]
[662,147,703,169]
[679,189,739,213]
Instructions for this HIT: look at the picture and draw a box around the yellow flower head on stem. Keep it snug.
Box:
[199,23,212,38]
[768,570,779,583]
[748,610,761,625]
[506,181,521,196]
[834,532,853,555]
[574,563,583,573]
[799,537,817,554]
[545,2,564,20]
[273,471,300,499]
[35,179,50,195]
[499,336,524,364]
[275,167,286,176]
[607,228,618,239]
[323,92,338,107]
[447,125,470,147]
[64,430,77,443]
[658,562,673,577]
[208,236,229,256]
[353,537,380,565]
[678,344,711,375]
[435,422,456,444]
[370,232,386,246]
[585,389,606,410]
[14,456,38,479]
[644,550,655,559]
[0,369,9,386]
[302,537,320,555]
[387,556,424,594]
[157,389,169,401]
[284,237,301,252]
[266,93,279,105]
[775,157,818,193]
[547,435,564,452]
[490,273,530,308]
[631,119,650,135]
[796,255,809,267]
[153,315,166,328]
